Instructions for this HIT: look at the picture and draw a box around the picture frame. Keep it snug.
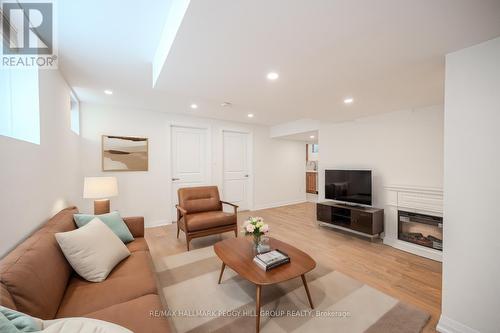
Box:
[101,135,149,171]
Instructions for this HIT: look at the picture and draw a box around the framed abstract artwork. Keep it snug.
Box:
[102,135,148,171]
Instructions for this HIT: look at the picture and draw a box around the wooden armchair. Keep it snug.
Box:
[176,186,238,251]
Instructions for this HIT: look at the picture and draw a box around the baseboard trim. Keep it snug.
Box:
[252,199,306,211]
[437,315,479,333]
[146,219,172,228]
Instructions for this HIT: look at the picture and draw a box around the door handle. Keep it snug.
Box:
[172,178,180,181]
[244,175,249,178]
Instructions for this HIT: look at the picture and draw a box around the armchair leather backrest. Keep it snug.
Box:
[178,186,222,214]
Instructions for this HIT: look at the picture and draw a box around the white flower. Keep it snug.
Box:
[244,217,267,233]
[245,224,255,233]
[261,224,269,233]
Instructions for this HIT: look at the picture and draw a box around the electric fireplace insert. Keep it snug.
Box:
[398,210,443,251]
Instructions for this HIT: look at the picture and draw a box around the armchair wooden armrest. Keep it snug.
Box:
[221,201,239,215]
[176,204,187,216]
[221,200,239,208]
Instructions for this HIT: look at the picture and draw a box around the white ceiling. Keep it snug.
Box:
[59,0,500,126]
[279,131,319,144]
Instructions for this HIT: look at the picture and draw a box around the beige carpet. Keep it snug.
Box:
[153,246,429,333]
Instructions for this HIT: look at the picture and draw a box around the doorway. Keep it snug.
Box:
[306,143,319,202]
[170,125,210,220]
[222,130,251,211]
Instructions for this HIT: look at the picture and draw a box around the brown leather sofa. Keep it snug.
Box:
[0,207,170,333]
[176,186,238,250]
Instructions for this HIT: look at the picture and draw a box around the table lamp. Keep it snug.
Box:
[83,177,118,215]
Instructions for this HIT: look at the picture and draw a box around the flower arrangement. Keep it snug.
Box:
[243,217,269,247]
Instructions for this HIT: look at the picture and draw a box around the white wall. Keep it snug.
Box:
[253,127,306,210]
[0,70,81,257]
[438,37,500,333]
[318,106,444,208]
[79,104,306,226]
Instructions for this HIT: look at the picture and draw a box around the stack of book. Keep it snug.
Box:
[253,249,290,271]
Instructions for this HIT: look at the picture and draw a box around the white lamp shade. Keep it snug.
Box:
[83,177,118,199]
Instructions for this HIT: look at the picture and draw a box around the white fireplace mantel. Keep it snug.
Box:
[383,185,443,261]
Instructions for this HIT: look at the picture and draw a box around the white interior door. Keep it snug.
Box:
[171,126,209,220]
[223,131,250,211]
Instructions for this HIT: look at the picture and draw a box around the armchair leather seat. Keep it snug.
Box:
[185,211,236,232]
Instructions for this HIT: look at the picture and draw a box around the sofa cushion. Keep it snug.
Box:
[126,238,149,253]
[56,251,157,318]
[178,186,222,214]
[185,211,236,231]
[83,295,170,333]
[0,284,16,311]
[55,219,131,283]
[105,251,155,280]
[0,207,78,319]
[73,212,134,243]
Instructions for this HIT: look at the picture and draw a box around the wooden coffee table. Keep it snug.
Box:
[214,237,316,333]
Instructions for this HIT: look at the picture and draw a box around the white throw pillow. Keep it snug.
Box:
[43,318,132,333]
[55,218,130,282]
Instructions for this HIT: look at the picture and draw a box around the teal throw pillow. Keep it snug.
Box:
[0,306,41,332]
[73,211,134,243]
[0,313,18,333]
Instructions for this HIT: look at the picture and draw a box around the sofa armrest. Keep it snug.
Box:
[123,216,144,238]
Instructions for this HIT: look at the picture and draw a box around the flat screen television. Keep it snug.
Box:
[325,170,372,206]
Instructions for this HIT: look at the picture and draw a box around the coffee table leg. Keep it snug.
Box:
[301,274,314,309]
[218,262,226,284]
[256,284,261,333]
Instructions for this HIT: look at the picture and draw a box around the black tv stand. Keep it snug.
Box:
[316,201,384,238]
[337,202,365,209]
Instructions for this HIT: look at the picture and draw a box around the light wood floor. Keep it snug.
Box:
[145,202,442,332]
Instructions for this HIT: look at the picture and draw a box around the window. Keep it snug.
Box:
[70,91,80,135]
[312,144,319,153]
[0,68,40,144]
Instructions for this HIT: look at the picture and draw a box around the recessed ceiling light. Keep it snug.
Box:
[104,89,113,95]
[310,135,315,139]
[344,97,354,104]
[266,72,279,80]
[247,113,254,118]
[190,103,198,109]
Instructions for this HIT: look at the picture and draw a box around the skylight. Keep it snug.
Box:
[152,0,191,87]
